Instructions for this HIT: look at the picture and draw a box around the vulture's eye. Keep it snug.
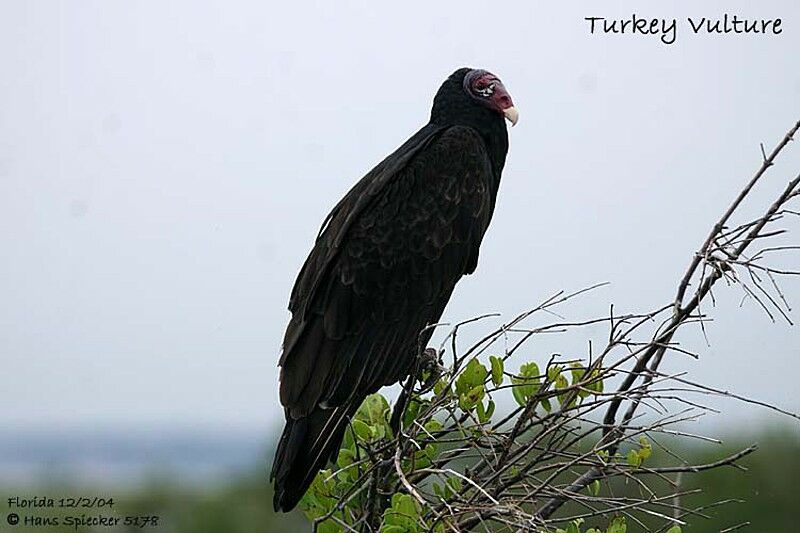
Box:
[475,82,496,97]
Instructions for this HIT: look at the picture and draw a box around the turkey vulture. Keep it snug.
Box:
[271,67,517,511]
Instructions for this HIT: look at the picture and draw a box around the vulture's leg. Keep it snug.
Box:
[389,348,443,435]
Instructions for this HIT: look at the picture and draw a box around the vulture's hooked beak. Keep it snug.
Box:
[503,106,519,127]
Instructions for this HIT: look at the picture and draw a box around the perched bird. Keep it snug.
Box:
[271,67,518,511]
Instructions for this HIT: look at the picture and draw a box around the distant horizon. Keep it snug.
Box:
[2,422,797,487]
[0,427,271,488]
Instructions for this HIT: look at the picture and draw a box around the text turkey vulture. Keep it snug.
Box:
[271,67,517,511]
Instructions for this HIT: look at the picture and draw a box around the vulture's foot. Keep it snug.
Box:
[390,347,443,435]
[416,347,445,394]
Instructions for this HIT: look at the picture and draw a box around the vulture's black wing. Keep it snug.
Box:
[271,124,499,511]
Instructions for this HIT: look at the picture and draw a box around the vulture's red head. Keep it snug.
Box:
[463,69,519,126]
[430,67,518,128]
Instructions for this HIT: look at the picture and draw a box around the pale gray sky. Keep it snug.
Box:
[1,1,799,435]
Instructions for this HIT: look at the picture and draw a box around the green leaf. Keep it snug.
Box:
[353,394,392,442]
[511,362,541,407]
[300,468,340,524]
[638,436,652,461]
[665,526,682,533]
[352,419,371,441]
[572,362,590,398]
[443,476,462,499]
[490,356,504,386]
[424,443,438,460]
[356,394,390,426]
[402,399,421,430]
[606,516,627,533]
[394,493,419,518]
[433,378,451,397]
[371,423,386,440]
[342,424,355,452]
[586,367,604,394]
[559,519,584,533]
[570,362,585,384]
[475,397,495,424]
[381,493,422,531]
[511,382,527,407]
[459,384,485,412]
[484,399,495,421]
[521,362,541,379]
[547,364,563,382]
[589,479,600,496]
[424,419,443,435]
[337,466,356,484]
[476,398,487,422]
[540,397,552,412]
[318,519,344,533]
[626,449,642,467]
[456,359,489,396]
[336,447,354,469]
[555,373,570,406]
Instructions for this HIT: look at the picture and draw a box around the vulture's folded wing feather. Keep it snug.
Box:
[278,125,497,417]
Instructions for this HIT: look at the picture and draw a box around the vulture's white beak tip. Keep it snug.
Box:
[503,106,519,127]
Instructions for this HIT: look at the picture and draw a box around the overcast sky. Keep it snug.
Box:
[1,1,799,437]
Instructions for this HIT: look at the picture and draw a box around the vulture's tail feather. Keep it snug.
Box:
[271,403,357,512]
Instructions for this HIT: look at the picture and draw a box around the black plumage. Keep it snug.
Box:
[271,67,517,511]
